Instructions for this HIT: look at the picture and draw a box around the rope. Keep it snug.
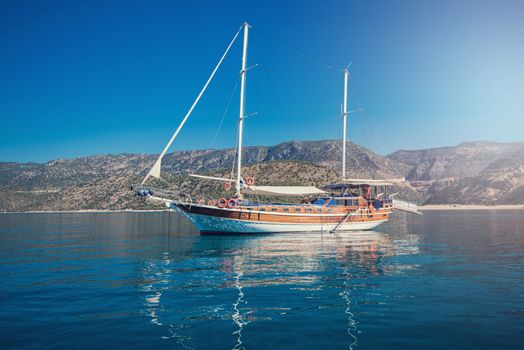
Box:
[251,34,287,119]
[352,84,388,155]
[230,119,239,182]
[211,81,239,146]
[142,25,243,185]
[254,26,342,72]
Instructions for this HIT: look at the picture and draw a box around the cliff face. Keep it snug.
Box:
[388,141,524,204]
[1,140,522,211]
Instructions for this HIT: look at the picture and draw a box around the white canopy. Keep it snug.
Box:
[189,174,235,182]
[244,185,326,197]
[341,178,405,186]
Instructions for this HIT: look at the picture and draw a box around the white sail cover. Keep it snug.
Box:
[342,178,405,186]
[189,174,235,182]
[244,185,326,197]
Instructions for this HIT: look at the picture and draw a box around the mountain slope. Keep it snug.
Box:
[389,141,524,204]
[2,139,522,211]
[0,140,419,211]
[159,140,409,179]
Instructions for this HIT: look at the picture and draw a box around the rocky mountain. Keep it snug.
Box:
[1,139,522,211]
[157,140,409,179]
[388,141,524,204]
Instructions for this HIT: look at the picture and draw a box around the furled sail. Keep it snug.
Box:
[342,178,405,186]
[243,186,326,197]
[147,158,162,180]
[189,174,235,182]
[141,26,242,185]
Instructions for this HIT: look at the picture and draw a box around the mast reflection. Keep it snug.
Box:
[139,229,419,348]
[232,256,249,350]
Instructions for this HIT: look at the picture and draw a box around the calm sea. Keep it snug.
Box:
[0,211,523,349]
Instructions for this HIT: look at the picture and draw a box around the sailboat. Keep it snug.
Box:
[135,22,420,234]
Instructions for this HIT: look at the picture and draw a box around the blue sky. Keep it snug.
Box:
[1,0,523,162]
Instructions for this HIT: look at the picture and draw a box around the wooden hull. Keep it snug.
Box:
[172,202,391,234]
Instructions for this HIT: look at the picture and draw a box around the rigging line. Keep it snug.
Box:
[230,119,240,181]
[354,90,387,155]
[211,81,239,147]
[142,25,243,185]
[253,30,294,97]
[351,84,373,150]
[251,33,287,121]
[374,133,387,155]
[253,26,342,72]
[352,84,389,155]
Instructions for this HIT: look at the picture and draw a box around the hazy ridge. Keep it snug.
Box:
[1,140,522,211]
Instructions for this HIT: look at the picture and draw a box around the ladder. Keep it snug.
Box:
[330,210,358,233]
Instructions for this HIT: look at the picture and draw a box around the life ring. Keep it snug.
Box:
[245,176,255,186]
[224,182,232,191]
[217,198,227,208]
[227,198,238,208]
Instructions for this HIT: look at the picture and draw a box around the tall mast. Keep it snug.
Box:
[236,22,249,197]
[342,68,349,179]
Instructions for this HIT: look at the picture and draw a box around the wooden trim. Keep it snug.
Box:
[177,203,390,224]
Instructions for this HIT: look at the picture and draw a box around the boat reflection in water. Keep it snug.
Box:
[4,212,522,349]
[138,226,419,349]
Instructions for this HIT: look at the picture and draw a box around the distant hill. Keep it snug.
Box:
[388,141,524,204]
[1,139,522,211]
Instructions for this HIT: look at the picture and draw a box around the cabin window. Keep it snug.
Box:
[295,208,301,212]
[345,199,356,206]
[271,208,277,212]
[316,208,323,213]
[305,208,313,212]
[283,208,289,212]
[327,208,334,213]
[259,208,266,211]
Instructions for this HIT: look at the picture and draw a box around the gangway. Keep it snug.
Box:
[392,199,422,214]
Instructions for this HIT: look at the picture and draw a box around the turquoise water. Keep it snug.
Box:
[0,211,523,349]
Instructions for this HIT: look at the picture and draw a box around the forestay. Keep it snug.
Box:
[141,26,243,185]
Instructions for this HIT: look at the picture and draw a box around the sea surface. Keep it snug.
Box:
[0,211,523,349]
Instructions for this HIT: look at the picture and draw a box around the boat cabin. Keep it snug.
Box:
[321,181,395,210]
